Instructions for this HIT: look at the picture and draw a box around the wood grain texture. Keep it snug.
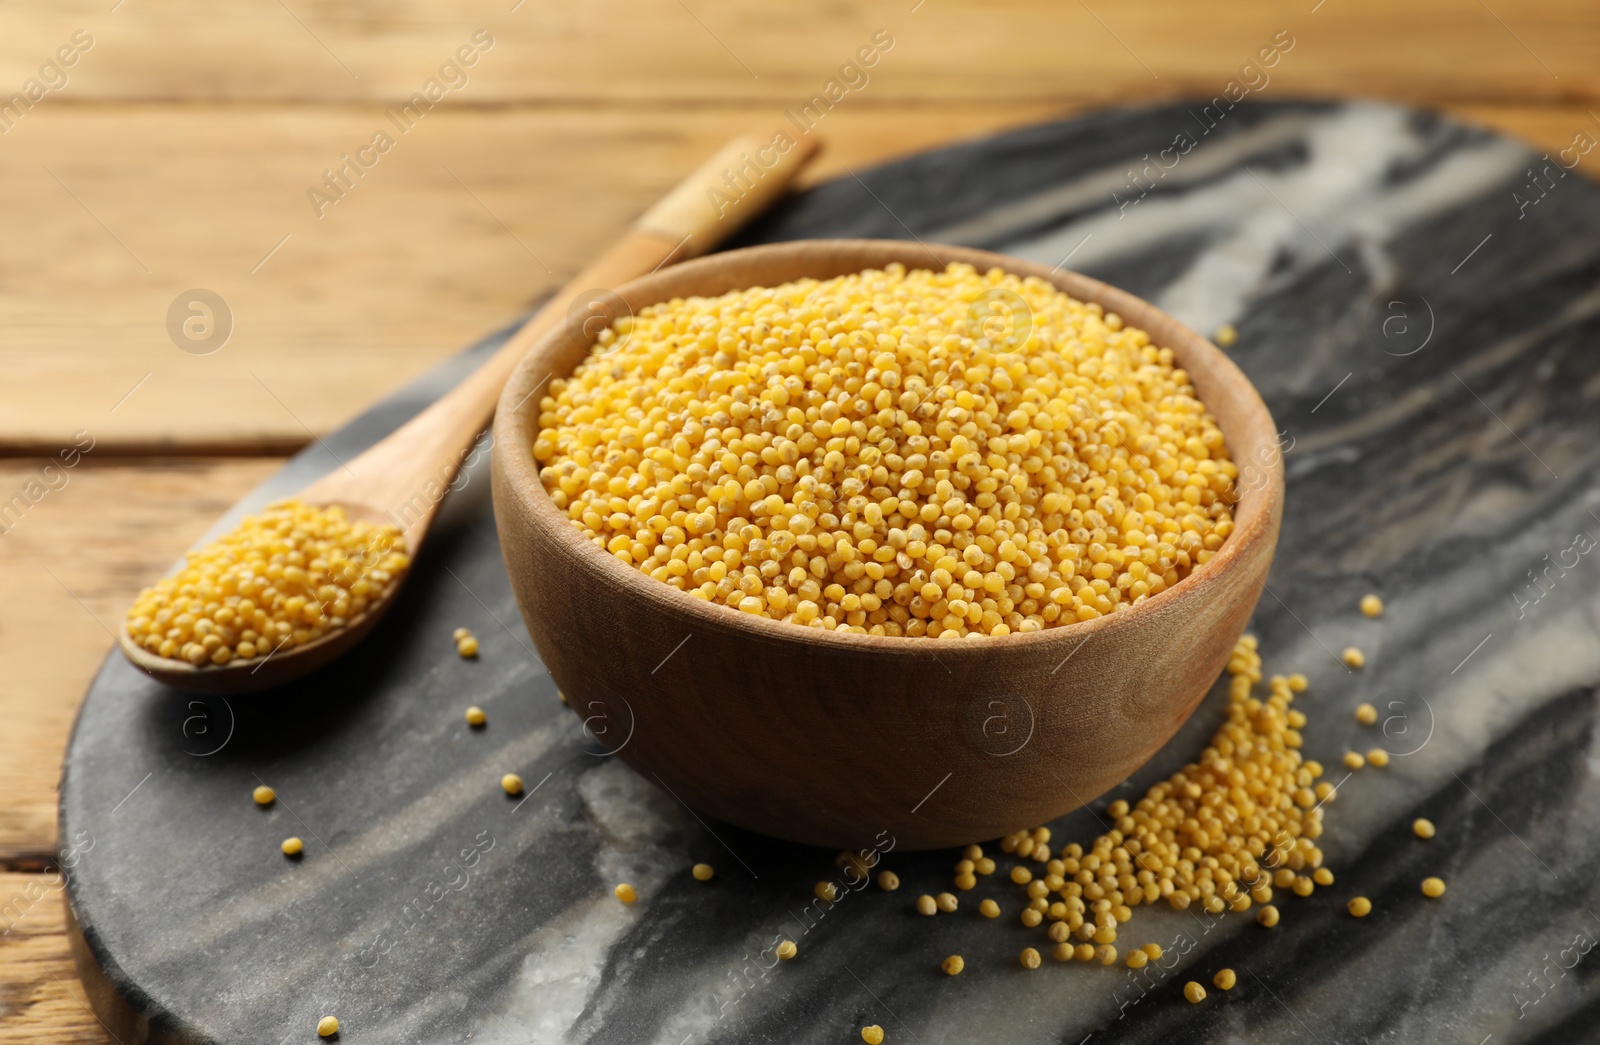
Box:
[0,103,1066,451]
[0,0,1594,104]
[0,875,105,1045]
[491,240,1284,849]
[0,459,281,858]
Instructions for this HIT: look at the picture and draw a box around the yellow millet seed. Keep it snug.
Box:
[252,785,275,806]
[776,939,797,960]
[1184,981,1207,1004]
[1020,908,1044,928]
[614,883,637,904]
[1213,322,1238,347]
[1021,947,1043,969]
[1052,943,1074,962]
[1342,646,1366,668]
[457,635,480,658]
[815,881,839,902]
[1096,944,1118,965]
[1422,876,1446,898]
[935,892,958,913]
[465,706,487,727]
[692,863,715,882]
[915,894,938,916]
[281,836,303,856]
[124,499,407,666]
[534,263,1237,638]
[1366,748,1390,768]
[954,872,977,891]
[1413,818,1436,839]
[1257,905,1280,927]
[1344,751,1365,770]
[1141,944,1163,960]
[1355,702,1378,725]
[941,955,965,976]
[501,773,523,796]
[975,857,996,875]
[452,626,472,641]
[1313,868,1334,886]
[877,870,900,891]
[1214,968,1237,991]
[861,1026,885,1045]
[1010,866,1033,885]
[1347,896,1372,917]
[963,844,984,860]
[1126,949,1148,969]
[1360,593,1384,617]
[317,1016,340,1038]
[1074,943,1096,962]
[979,899,1001,918]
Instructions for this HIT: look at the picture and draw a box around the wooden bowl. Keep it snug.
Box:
[491,240,1283,851]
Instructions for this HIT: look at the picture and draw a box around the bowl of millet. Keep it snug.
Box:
[491,240,1283,849]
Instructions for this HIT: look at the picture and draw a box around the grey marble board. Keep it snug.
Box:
[60,100,1600,1045]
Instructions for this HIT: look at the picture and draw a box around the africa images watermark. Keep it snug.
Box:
[705,29,896,219]
[306,29,496,218]
[1113,29,1296,216]
[0,30,94,136]
[0,429,96,537]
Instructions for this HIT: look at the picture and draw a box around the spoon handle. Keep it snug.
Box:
[301,128,822,543]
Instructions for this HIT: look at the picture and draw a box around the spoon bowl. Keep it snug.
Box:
[491,239,1285,850]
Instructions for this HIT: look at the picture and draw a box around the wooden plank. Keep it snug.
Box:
[0,101,1068,451]
[0,459,282,858]
[0,873,106,1045]
[0,0,1593,105]
[1,101,1596,452]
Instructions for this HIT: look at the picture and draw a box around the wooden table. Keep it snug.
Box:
[1,2,1594,1039]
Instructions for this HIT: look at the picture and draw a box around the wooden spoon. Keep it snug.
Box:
[119,129,821,693]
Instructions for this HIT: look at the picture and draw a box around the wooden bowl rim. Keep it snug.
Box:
[494,239,1283,661]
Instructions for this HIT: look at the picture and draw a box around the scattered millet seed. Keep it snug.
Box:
[1213,322,1238,348]
[1360,594,1384,618]
[1020,908,1044,928]
[777,939,797,960]
[252,785,275,806]
[501,773,523,796]
[692,863,715,882]
[915,894,937,916]
[614,883,637,904]
[1257,905,1280,928]
[1052,943,1074,962]
[1141,944,1163,960]
[815,881,839,902]
[1214,968,1237,991]
[124,499,408,666]
[465,706,487,727]
[1355,703,1378,725]
[936,892,959,913]
[1366,748,1390,768]
[877,870,900,891]
[1342,646,1366,669]
[317,1015,340,1038]
[1292,876,1315,898]
[980,899,1001,919]
[1313,868,1334,887]
[1074,943,1095,962]
[1126,950,1148,969]
[954,858,975,875]
[942,955,965,976]
[1095,944,1118,966]
[1184,982,1207,1004]
[534,263,1238,639]
[1010,866,1033,885]
[452,627,471,641]
[1021,947,1043,970]
[1413,818,1436,839]
[281,837,303,857]
[861,1026,885,1045]
[457,635,480,658]
[1315,781,1337,803]
[963,844,984,861]
[954,872,977,891]
[1347,896,1372,917]
[1422,877,1446,898]
[975,857,996,875]
[1343,751,1365,770]
[1288,673,1308,693]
